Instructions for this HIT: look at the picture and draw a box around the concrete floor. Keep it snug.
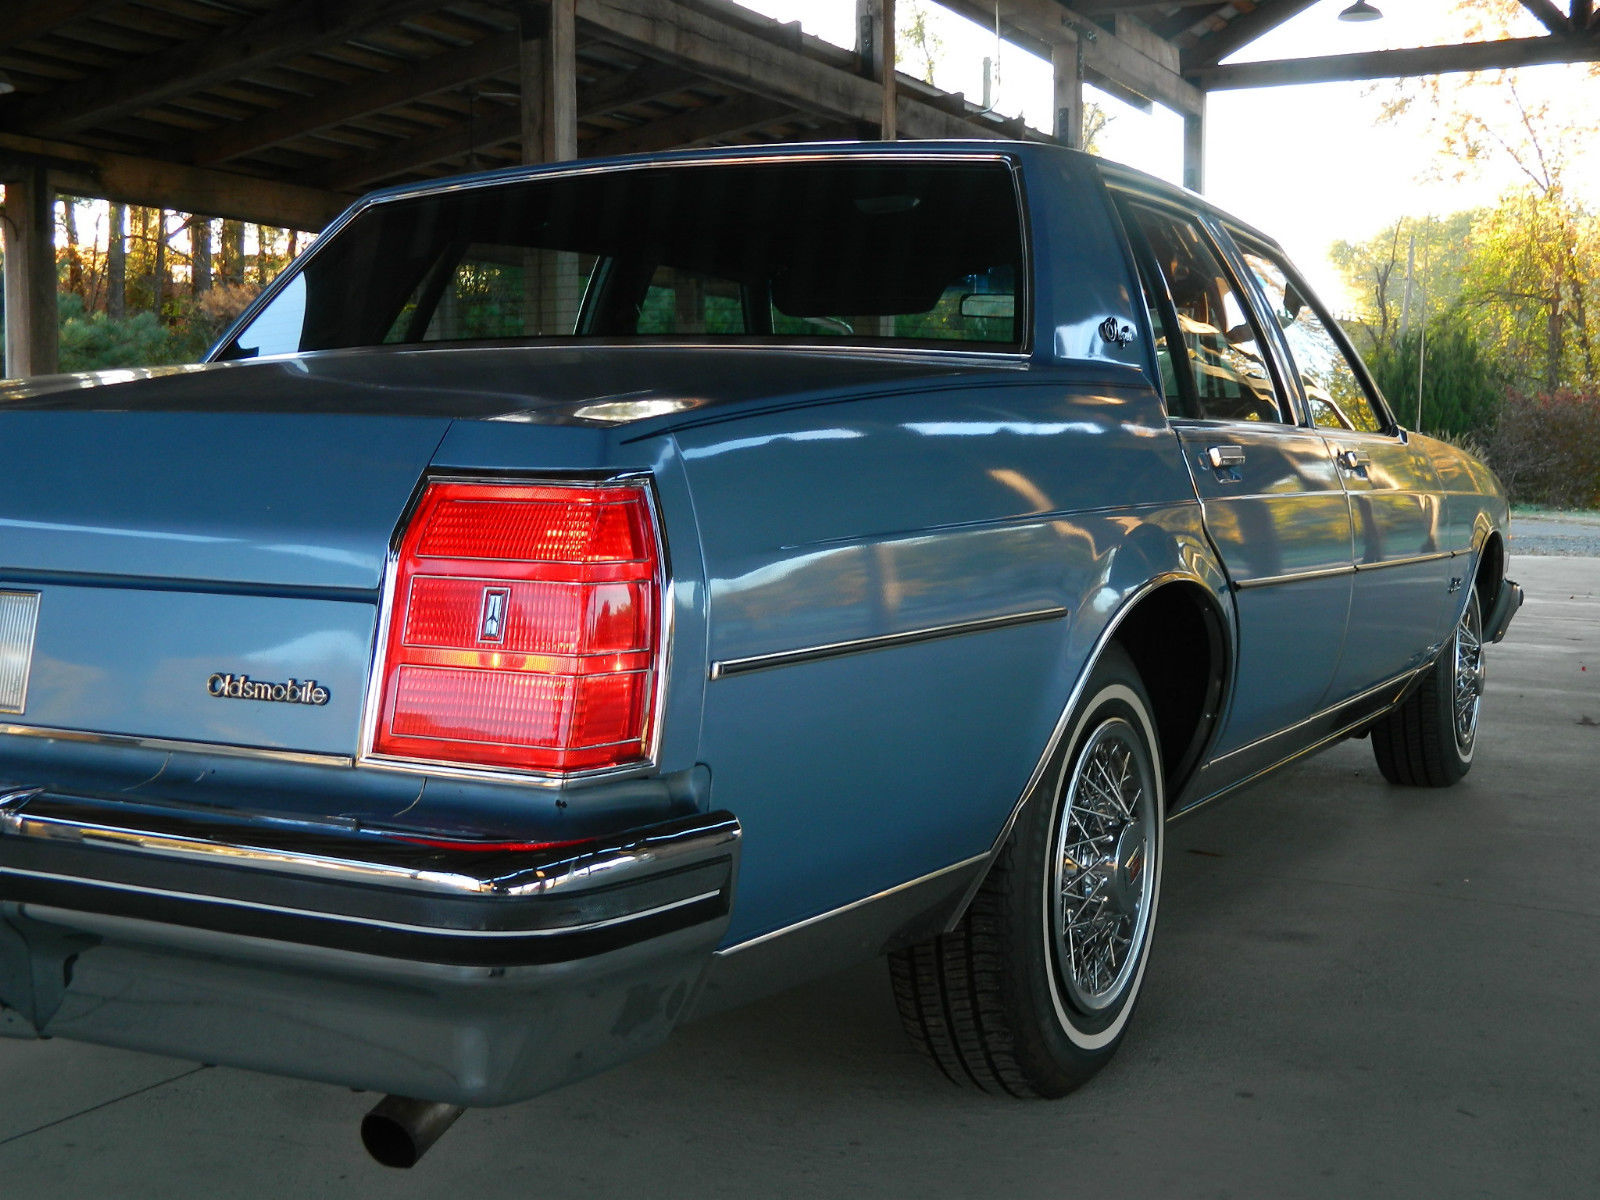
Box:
[2,556,1596,1199]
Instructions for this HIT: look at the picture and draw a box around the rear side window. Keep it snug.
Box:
[1119,202,1287,425]
[220,160,1027,357]
[1238,247,1386,434]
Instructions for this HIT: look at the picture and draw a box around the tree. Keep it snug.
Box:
[1369,316,1501,439]
[1331,213,1471,354]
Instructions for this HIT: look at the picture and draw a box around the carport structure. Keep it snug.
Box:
[3,0,1599,378]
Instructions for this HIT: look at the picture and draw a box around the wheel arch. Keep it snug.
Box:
[1109,579,1230,802]
[1473,529,1507,616]
[945,572,1232,933]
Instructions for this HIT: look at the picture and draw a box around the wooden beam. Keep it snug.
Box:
[1067,0,1229,13]
[0,0,121,54]
[578,0,1006,140]
[0,0,455,137]
[0,164,59,377]
[940,0,1203,114]
[1194,34,1600,88]
[584,94,793,156]
[186,33,521,166]
[1517,0,1572,34]
[1180,0,1321,71]
[0,130,346,229]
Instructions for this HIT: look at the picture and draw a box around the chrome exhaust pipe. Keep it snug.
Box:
[360,1095,467,1168]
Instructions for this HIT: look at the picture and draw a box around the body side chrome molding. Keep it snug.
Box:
[1204,665,1424,768]
[709,606,1068,680]
[0,724,354,768]
[1233,563,1355,590]
[1233,549,1458,592]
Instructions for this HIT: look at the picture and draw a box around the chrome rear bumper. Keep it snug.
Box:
[0,788,738,1105]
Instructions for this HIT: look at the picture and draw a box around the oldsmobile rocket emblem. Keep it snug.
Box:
[479,587,510,643]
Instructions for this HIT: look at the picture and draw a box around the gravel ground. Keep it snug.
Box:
[1508,510,1600,556]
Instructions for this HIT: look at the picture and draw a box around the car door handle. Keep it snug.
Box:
[1336,448,1371,472]
[1205,445,1246,470]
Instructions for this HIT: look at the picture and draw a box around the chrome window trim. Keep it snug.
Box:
[0,724,354,768]
[214,149,1036,363]
[355,471,673,789]
[709,606,1069,680]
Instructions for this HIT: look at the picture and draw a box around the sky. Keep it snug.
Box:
[737,0,1600,311]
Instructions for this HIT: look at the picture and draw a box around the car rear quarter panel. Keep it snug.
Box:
[671,369,1222,945]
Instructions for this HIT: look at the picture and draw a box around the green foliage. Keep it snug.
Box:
[1368,316,1502,438]
[1487,389,1600,509]
[56,293,172,372]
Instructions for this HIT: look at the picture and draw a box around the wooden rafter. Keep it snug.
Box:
[1181,1,1321,71]
[0,0,457,136]
[1195,33,1600,88]
[939,0,1203,114]
[0,0,124,54]
[184,33,522,166]
[305,58,754,190]
[577,0,1006,138]
[584,93,794,157]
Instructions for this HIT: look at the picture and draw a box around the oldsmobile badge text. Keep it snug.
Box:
[208,673,330,706]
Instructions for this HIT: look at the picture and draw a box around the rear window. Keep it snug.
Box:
[218,159,1026,358]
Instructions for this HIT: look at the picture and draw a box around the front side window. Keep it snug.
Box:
[1239,247,1385,434]
[1120,204,1286,424]
[217,160,1026,358]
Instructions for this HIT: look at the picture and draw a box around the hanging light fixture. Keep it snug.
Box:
[0,69,17,96]
[1338,1,1383,20]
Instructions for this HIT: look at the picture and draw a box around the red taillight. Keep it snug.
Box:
[371,480,662,775]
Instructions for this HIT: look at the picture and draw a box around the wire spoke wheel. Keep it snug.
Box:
[1052,718,1158,1014]
[1452,598,1484,756]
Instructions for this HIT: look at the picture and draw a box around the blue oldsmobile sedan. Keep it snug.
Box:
[0,142,1521,1165]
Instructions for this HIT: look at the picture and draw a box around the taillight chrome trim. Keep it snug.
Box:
[355,472,672,788]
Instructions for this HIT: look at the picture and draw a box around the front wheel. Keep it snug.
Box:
[1372,590,1484,787]
[889,645,1163,1097]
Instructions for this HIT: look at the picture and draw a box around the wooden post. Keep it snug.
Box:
[1,165,60,379]
[519,1,579,336]
[520,0,577,166]
[1052,34,1083,149]
[1182,100,1205,194]
[856,0,897,140]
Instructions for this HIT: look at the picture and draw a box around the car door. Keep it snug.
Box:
[1116,198,1354,758]
[1232,241,1453,702]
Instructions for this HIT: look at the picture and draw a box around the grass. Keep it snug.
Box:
[1511,504,1600,524]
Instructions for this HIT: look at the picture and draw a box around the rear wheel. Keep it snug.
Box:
[1372,590,1484,787]
[889,646,1163,1097]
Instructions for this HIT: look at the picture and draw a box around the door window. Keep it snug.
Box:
[1238,248,1386,434]
[1120,203,1287,424]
